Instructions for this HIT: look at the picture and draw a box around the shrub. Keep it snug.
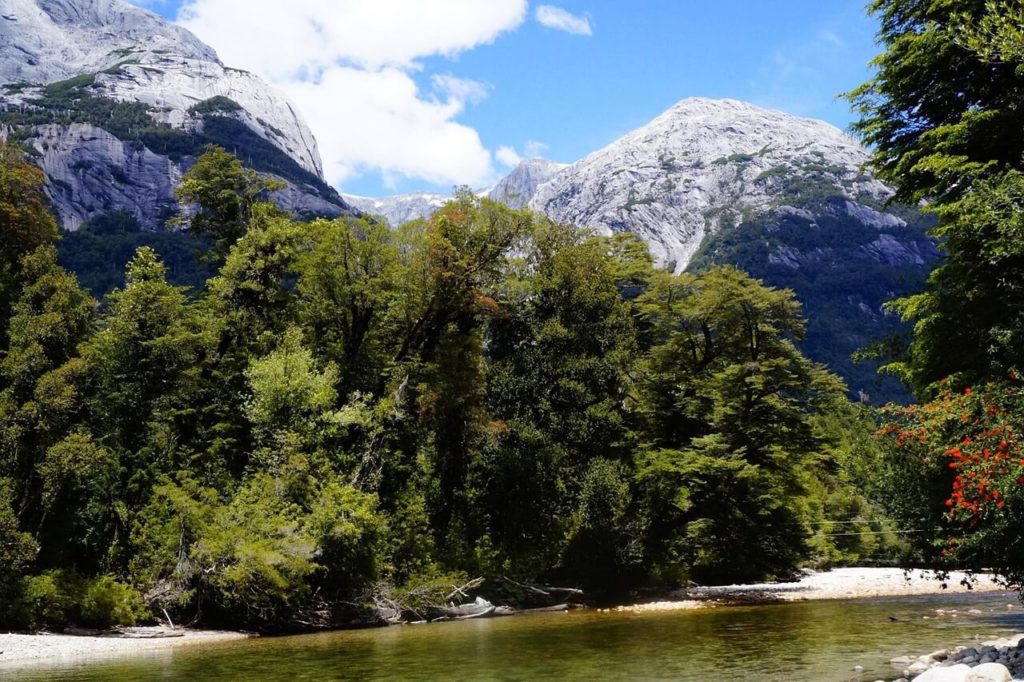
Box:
[81,576,149,628]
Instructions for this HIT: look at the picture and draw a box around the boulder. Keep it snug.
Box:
[966,663,1012,682]
[912,664,971,682]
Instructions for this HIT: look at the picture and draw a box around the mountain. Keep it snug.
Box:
[341,158,568,227]
[336,99,933,400]
[0,0,352,231]
[526,98,936,401]
[529,98,909,271]
[342,192,449,228]
[488,157,567,209]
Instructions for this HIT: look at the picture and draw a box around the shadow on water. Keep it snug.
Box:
[5,592,1024,682]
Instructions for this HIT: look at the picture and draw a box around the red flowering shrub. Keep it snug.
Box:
[878,375,1024,588]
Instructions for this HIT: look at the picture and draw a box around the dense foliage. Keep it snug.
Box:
[0,144,894,631]
[57,210,214,298]
[852,0,1024,584]
[849,0,1024,396]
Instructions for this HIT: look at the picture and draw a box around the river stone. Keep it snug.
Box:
[929,650,951,662]
[912,664,971,682]
[892,656,913,665]
[966,663,1012,682]
[908,660,932,675]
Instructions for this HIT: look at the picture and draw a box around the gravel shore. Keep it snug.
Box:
[0,628,251,667]
[613,567,1006,613]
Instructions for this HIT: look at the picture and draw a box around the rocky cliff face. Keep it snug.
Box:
[0,0,351,230]
[488,157,567,209]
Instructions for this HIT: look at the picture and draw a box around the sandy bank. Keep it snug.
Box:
[613,567,1009,613]
[0,627,251,667]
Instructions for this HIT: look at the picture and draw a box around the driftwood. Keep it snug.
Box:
[443,597,494,619]
[117,630,185,639]
[63,627,117,637]
[445,577,485,602]
[367,575,579,626]
[62,627,186,639]
[501,576,584,599]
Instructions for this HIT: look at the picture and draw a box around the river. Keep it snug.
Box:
[5,591,1024,681]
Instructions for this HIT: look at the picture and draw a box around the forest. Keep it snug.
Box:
[0,143,898,631]
[2,0,1024,636]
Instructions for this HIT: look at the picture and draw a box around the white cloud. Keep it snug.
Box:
[286,67,493,188]
[523,139,549,157]
[496,139,551,168]
[535,5,592,36]
[431,74,490,106]
[175,0,528,190]
[496,146,522,167]
[178,0,528,78]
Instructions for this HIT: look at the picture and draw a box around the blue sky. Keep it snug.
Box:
[132,1,880,197]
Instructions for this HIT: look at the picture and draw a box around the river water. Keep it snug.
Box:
[6,592,1024,681]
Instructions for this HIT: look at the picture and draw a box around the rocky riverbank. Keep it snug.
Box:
[887,633,1024,681]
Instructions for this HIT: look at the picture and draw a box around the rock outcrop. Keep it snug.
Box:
[0,0,352,230]
[488,157,566,209]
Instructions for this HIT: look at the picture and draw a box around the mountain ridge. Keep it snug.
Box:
[0,0,352,230]
[529,97,898,272]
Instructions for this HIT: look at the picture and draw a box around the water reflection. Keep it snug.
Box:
[4,592,1023,682]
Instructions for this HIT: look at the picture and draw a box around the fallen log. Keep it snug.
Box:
[500,576,583,599]
[443,596,494,619]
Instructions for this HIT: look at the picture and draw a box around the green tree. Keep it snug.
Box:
[176,145,284,263]
[0,478,38,611]
[475,222,639,583]
[0,143,60,349]
[82,247,204,501]
[849,0,1024,394]
[296,216,406,395]
[634,267,846,582]
[0,246,96,522]
[957,1,1024,69]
